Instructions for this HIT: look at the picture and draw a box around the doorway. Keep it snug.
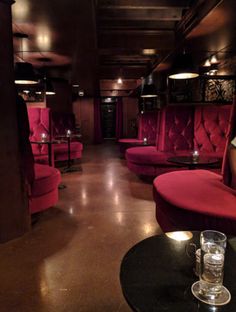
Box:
[101,99,116,139]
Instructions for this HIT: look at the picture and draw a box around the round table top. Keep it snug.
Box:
[120,231,236,312]
[167,156,220,167]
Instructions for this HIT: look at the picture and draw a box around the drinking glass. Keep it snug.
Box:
[192,230,231,306]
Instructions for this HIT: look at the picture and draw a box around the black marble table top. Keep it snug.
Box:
[120,231,236,312]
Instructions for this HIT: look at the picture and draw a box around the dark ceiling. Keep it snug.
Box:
[11,0,236,96]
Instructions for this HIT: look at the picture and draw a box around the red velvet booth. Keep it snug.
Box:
[153,100,236,235]
[23,107,61,214]
[28,108,83,165]
[52,112,83,162]
[28,107,51,164]
[118,111,159,155]
[126,105,231,178]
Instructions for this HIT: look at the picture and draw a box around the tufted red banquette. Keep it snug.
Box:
[28,107,51,164]
[119,111,159,155]
[52,112,83,162]
[194,105,230,157]
[126,104,231,178]
[24,107,60,214]
[153,99,236,235]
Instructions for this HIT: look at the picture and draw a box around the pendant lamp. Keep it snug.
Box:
[14,33,38,85]
[15,62,38,85]
[141,76,158,98]
[45,78,55,95]
[169,53,199,79]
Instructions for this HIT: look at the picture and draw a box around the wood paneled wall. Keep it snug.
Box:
[46,80,72,113]
[73,98,94,144]
[122,97,139,138]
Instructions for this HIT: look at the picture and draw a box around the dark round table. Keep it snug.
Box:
[167,156,220,169]
[120,232,236,312]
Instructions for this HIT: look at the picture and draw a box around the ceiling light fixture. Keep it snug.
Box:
[14,33,38,85]
[117,77,123,84]
[141,76,158,98]
[45,78,55,95]
[143,49,156,55]
[169,52,199,79]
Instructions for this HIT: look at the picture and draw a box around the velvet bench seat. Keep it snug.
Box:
[53,141,83,162]
[126,105,231,178]
[153,170,236,235]
[119,111,158,155]
[29,164,61,214]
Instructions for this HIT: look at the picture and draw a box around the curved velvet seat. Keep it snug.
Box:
[153,100,236,235]
[29,164,61,214]
[53,141,83,162]
[119,112,158,155]
[127,105,231,178]
[52,112,83,162]
[153,170,236,234]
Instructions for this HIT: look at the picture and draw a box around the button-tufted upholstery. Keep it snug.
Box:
[52,112,83,161]
[138,111,159,144]
[157,105,194,151]
[126,104,231,178]
[194,105,231,156]
[52,112,76,137]
[24,108,61,214]
[27,107,51,164]
[153,100,236,234]
[119,111,159,155]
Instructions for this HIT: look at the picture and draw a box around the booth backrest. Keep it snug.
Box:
[137,111,159,144]
[222,98,236,186]
[27,107,51,155]
[194,105,231,153]
[157,105,194,152]
[52,112,76,137]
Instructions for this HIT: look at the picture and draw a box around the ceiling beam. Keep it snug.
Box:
[98,33,174,49]
[176,0,223,39]
[98,8,184,21]
[98,0,190,8]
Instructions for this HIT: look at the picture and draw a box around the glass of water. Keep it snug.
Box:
[192,230,231,306]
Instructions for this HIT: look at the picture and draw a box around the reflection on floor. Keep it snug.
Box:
[0,141,162,312]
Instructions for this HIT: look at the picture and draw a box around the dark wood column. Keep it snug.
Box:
[0,0,30,243]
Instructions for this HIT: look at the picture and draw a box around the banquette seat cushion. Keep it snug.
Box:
[153,170,236,235]
[32,164,61,197]
[30,164,61,214]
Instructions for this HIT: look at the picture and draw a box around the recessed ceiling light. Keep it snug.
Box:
[143,49,156,55]
[72,84,79,88]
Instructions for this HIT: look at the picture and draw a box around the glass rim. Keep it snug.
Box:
[201,230,227,242]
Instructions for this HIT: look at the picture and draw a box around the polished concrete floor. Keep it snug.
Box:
[0,141,162,312]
